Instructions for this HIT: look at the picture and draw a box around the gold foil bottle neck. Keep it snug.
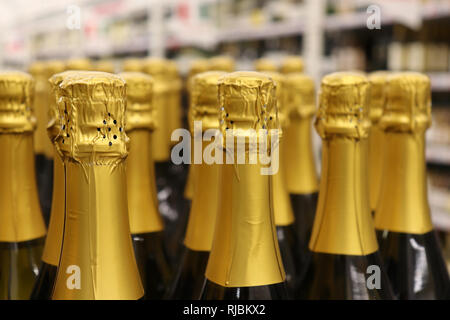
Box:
[122,58,144,72]
[190,71,226,132]
[95,60,115,73]
[315,72,371,139]
[280,56,304,74]
[209,56,235,72]
[285,73,316,118]
[380,72,431,133]
[254,58,277,72]
[188,59,211,78]
[262,71,287,128]
[119,72,155,131]
[0,71,36,133]
[65,58,93,71]
[50,71,128,162]
[368,71,389,123]
[218,71,280,142]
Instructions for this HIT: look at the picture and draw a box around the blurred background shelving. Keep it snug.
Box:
[0,0,449,237]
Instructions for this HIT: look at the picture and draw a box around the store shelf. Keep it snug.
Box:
[427,144,450,166]
[432,207,450,231]
[429,73,450,92]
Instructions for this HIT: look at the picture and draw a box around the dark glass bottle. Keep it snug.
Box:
[0,71,47,300]
[374,72,450,299]
[301,72,394,300]
[202,72,288,300]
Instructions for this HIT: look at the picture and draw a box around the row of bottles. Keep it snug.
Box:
[0,54,449,299]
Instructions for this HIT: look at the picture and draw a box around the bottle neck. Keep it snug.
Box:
[126,129,163,234]
[152,90,170,162]
[272,141,295,226]
[52,160,143,299]
[205,160,286,287]
[184,140,220,251]
[309,136,378,256]
[42,155,64,265]
[368,125,384,212]
[0,133,46,242]
[375,131,432,234]
[283,116,318,194]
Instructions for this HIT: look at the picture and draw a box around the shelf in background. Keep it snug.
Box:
[427,144,450,166]
[429,73,450,92]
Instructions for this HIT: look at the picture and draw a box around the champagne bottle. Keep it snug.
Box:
[282,73,319,293]
[368,71,388,215]
[30,67,68,300]
[254,58,277,72]
[279,56,304,75]
[122,58,144,72]
[119,72,171,300]
[208,56,235,72]
[28,62,55,225]
[65,58,93,71]
[50,71,143,300]
[0,71,47,300]
[301,72,394,300]
[262,71,299,297]
[202,72,288,300]
[167,71,225,299]
[94,60,115,73]
[375,72,450,299]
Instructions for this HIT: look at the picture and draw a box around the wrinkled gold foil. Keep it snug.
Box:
[375,72,433,234]
[120,72,164,235]
[122,58,144,72]
[51,71,128,163]
[120,72,155,131]
[315,72,371,140]
[189,71,226,132]
[143,58,171,161]
[309,72,378,255]
[206,72,285,287]
[368,71,389,212]
[209,56,235,72]
[279,56,304,74]
[0,134,46,242]
[262,71,286,128]
[379,72,431,132]
[282,73,318,194]
[50,71,143,300]
[52,161,143,300]
[184,72,222,251]
[0,71,36,133]
[254,58,277,72]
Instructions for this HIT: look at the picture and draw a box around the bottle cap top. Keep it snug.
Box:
[315,72,370,139]
[218,71,280,143]
[209,56,235,72]
[254,58,277,72]
[122,58,143,72]
[0,71,36,133]
[190,71,226,132]
[50,71,128,162]
[142,57,170,93]
[28,61,46,75]
[368,71,389,123]
[381,72,431,132]
[188,59,211,78]
[279,56,304,74]
[119,72,155,131]
[65,58,93,71]
[285,72,316,118]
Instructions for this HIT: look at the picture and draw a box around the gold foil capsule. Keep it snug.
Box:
[65,57,93,71]
[209,55,235,72]
[254,58,277,72]
[0,71,36,133]
[279,56,304,74]
[380,72,431,132]
[315,72,371,139]
[122,58,144,72]
[188,58,211,78]
[51,71,128,162]
[95,59,115,73]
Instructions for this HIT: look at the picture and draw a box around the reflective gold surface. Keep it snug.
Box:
[65,58,93,71]
[368,71,389,212]
[375,72,433,234]
[209,56,235,72]
[0,71,35,133]
[0,134,46,242]
[120,71,163,235]
[283,73,318,194]
[309,72,378,255]
[206,72,285,287]
[279,56,304,74]
[50,71,143,299]
[254,58,277,72]
[122,58,144,72]
[94,60,115,73]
